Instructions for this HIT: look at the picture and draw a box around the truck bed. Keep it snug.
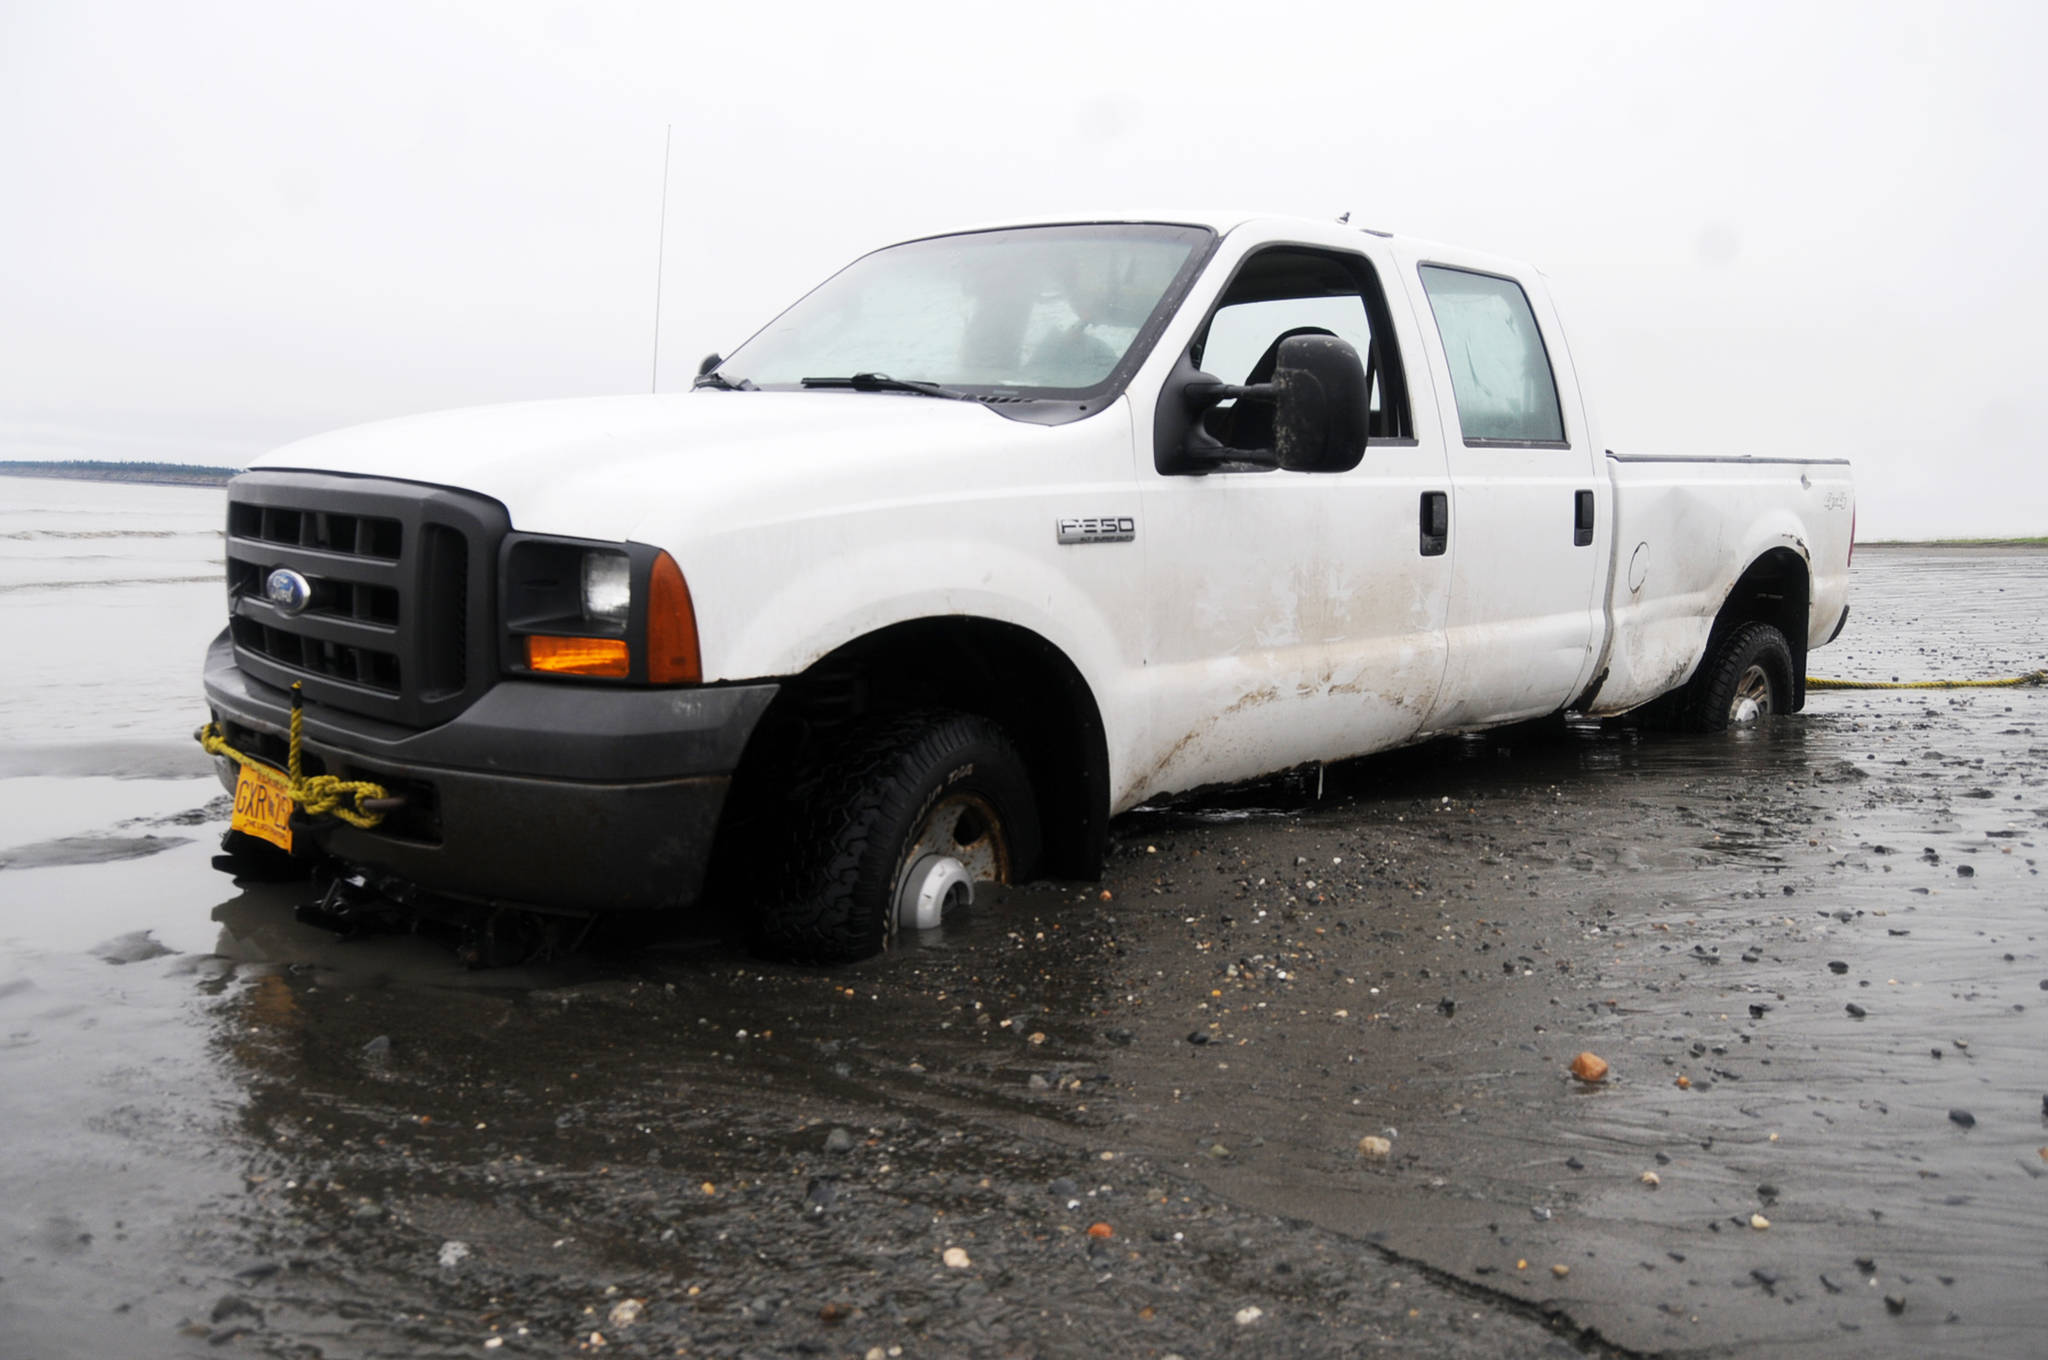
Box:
[1586,453,1855,715]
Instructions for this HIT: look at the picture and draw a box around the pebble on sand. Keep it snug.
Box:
[1639,1172,1661,1188]
[942,1247,971,1269]
[1569,1052,1609,1083]
[1358,1135,1392,1159]
[1235,1306,1264,1325]
[1551,1264,1570,1278]
[1948,1109,1976,1128]
[1750,1214,1771,1230]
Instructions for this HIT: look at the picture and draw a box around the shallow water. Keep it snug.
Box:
[0,477,226,767]
[2,481,2044,1357]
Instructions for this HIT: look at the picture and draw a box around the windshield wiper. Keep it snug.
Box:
[692,371,755,391]
[800,372,970,400]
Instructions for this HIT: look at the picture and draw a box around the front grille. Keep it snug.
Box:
[223,472,509,728]
[229,614,404,691]
[227,553,401,628]
[227,502,404,559]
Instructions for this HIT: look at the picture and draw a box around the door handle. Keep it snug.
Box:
[1573,490,1595,547]
[1420,491,1448,557]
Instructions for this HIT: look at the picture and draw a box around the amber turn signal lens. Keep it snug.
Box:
[646,550,701,683]
[527,634,630,677]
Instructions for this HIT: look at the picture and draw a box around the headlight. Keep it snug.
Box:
[580,550,632,625]
[500,536,700,684]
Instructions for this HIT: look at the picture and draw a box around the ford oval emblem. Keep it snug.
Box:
[264,567,313,617]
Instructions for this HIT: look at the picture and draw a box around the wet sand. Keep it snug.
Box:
[2,507,2044,1357]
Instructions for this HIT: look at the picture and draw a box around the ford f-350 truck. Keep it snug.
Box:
[201,212,1854,961]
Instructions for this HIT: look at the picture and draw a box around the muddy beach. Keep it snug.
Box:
[2,484,2044,1359]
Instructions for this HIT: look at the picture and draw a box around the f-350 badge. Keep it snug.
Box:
[1056,515,1135,545]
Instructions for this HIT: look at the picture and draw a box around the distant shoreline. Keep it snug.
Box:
[0,460,239,488]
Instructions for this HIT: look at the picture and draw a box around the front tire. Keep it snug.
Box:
[1682,620,1795,732]
[748,711,1041,964]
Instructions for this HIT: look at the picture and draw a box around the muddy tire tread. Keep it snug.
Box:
[748,710,1038,964]
[1682,620,1794,733]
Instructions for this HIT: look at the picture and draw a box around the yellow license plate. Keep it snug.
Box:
[231,761,295,853]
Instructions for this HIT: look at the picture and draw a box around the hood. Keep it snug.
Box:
[252,391,1037,542]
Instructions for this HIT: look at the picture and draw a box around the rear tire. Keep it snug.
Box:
[747,711,1040,964]
[1682,621,1794,733]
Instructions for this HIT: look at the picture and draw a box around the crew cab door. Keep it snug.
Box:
[1130,232,1453,799]
[1398,258,1604,732]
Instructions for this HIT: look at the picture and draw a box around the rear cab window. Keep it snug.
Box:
[1417,265,1567,447]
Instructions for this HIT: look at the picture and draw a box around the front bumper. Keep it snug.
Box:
[202,630,777,913]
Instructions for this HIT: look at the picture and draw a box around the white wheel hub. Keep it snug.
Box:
[897,853,973,930]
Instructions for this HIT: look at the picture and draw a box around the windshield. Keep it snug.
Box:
[716,223,1213,398]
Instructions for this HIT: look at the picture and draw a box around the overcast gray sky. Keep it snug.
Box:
[3,0,2042,537]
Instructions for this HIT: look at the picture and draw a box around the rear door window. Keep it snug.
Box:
[1417,265,1566,446]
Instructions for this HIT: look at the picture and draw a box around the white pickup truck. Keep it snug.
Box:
[201,211,1853,961]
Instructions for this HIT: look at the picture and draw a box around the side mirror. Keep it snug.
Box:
[1155,335,1370,475]
[1271,334,1368,473]
[696,353,722,377]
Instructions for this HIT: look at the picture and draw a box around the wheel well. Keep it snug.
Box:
[718,619,1109,882]
[1711,548,1811,709]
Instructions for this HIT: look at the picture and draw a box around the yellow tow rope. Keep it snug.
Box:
[196,682,394,829]
[1806,669,2048,691]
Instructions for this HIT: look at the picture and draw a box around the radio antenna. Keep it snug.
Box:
[650,123,673,394]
